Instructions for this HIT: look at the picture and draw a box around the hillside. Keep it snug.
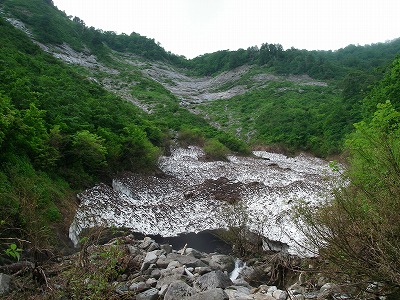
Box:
[1,0,400,298]
[0,0,397,245]
[2,0,399,157]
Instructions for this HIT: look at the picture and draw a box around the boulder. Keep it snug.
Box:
[0,273,11,295]
[167,260,182,269]
[253,293,275,300]
[166,253,208,268]
[189,288,229,300]
[272,289,288,300]
[186,247,203,258]
[224,286,253,300]
[160,243,173,254]
[146,278,158,287]
[141,250,162,271]
[156,273,186,289]
[164,280,196,300]
[194,266,212,275]
[136,287,159,300]
[129,281,147,292]
[194,270,233,291]
[209,255,235,272]
[291,295,305,300]
[140,237,155,249]
[115,283,129,295]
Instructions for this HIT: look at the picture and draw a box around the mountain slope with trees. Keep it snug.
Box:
[1,1,400,297]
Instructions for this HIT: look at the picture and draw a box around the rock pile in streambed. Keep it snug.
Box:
[1,235,351,299]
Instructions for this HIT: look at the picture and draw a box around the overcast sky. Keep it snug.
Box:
[52,0,400,59]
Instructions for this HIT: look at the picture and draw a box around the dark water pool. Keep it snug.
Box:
[134,230,232,254]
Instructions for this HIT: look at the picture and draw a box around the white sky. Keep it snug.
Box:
[52,0,400,59]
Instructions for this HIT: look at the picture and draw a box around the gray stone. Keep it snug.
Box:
[292,295,305,300]
[156,274,186,289]
[141,250,160,271]
[289,282,306,295]
[237,265,255,281]
[272,289,288,300]
[127,244,141,255]
[0,273,11,295]
[194,270,233,291]
[146,278,158,287]
[164,280,196,300]
[160,243,173,254]
[115,283,129,295]
[129,281,147,292]
[189,288,229,300]
[167,260,182,269]
[165,253,208,268]
[267,286,278,293]
[151,268,161,279]
[224,286,253,300]
[232,278,251,288]
[136,287,159,300]
[147,242,160,252]
[209,255,235,272]
[171,266,186,275]
[194,266,212,275]
[253,293,275,300]
[186,247,203,258]
[156,256,173,268]
[140,237,154,249]
[159,284,169,296]
[320,283,340,293]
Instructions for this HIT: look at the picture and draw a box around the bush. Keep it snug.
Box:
[177,128,205,147]
[204,138,229,161]
[294,101,400,296]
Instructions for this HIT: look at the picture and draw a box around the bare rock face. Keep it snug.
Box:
[69,146,340,255]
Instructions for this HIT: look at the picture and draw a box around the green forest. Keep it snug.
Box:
[1,0,400,297]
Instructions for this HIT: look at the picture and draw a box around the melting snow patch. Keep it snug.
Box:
[69,146,340,255]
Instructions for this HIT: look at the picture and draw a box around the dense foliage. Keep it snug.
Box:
[1,0,185,62]
[198,76,368,156]
[1,0,400,280]
[0,6,248,254]
[0,17,167,251]
[296,58,400,297]
[188,41,400,79]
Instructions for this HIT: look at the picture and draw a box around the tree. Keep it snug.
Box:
[71,130,108,172]
[295,100,400,296]
[119,125,160,171]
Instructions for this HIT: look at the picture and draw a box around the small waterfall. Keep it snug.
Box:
[230,258,246,281]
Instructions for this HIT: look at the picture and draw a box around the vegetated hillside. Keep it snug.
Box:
[0,6,247,254]
[0,0,399,256]
[2,0,398,158]
[296,57,400,297]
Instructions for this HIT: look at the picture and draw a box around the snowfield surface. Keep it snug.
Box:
[69,146,338,255]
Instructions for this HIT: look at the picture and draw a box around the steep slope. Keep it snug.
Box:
[3,0,397,157]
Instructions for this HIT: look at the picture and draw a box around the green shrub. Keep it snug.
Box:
[294,101,400,296]
[177,128,205,147]
[204,138,229,160]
